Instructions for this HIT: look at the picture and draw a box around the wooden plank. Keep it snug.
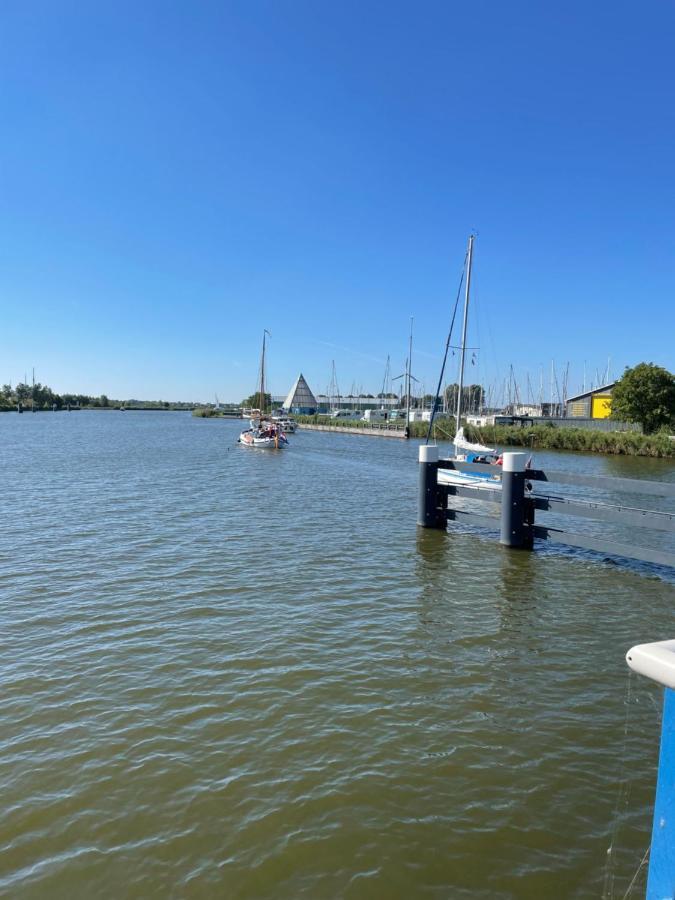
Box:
[533,495,675,532]
[532,525,675,568]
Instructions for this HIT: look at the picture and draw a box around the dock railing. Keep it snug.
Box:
[626,640,675,897]
[418,447,675,568]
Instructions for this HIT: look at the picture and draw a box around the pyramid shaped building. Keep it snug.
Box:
[282,373,317,414]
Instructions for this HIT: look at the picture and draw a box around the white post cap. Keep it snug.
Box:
[419,445,439,463]
[502,451,527,473]
[626,640,675,689]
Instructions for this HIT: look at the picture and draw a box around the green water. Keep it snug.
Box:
[1,411,673,898]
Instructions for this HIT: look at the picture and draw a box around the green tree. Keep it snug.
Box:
[100,394,109,408]
[242,392,272,409]
[611,363,675,434]
[444,383,485,414]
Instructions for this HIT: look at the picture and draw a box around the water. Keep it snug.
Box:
[1,412,674,898]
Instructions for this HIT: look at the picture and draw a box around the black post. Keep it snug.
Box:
[500,452,529,548]
[418,445,445,528]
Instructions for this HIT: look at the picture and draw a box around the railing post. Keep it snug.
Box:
[418,445,445,528]
[500,452,529,548]
[626,641,675,898]
[647,687,675,899]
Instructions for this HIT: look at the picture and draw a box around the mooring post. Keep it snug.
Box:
[499,452,529,548]
[418,445,445,529]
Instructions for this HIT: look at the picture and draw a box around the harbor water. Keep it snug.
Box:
[1,411,674,898]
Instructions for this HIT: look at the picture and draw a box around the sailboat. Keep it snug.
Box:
[239,330,289,449]
[437,236,503,490]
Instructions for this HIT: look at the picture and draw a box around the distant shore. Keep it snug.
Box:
[1,404,197,413]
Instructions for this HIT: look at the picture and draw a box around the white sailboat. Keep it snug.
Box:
[239,331,289,449]
[437,236,503,490]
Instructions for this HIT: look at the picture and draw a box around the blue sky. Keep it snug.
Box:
[1,1,674,402]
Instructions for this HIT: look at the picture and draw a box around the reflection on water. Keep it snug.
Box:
[0,413,673,898]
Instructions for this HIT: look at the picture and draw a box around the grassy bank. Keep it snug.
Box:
[464,423,675,458]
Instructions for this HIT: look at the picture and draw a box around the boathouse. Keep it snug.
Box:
[565,382,615,419]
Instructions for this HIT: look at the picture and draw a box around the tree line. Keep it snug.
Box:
[0,383,194,411]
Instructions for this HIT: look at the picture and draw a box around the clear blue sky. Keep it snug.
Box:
[1,1,674,402]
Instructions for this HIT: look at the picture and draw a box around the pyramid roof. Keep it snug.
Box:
[283,373,317,409]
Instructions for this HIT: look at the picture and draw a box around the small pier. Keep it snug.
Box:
[300,423,408,439]
[418,446,675,567]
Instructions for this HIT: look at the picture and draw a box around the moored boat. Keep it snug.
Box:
[437,426,503,489]
[429,235,531,491]
[272,414,296,433]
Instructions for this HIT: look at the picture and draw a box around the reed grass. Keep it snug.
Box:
[464,424,675,457]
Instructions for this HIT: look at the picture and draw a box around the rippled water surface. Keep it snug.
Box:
[1,411,674,898]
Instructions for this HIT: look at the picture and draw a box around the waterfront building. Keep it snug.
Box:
[282,374,318,414]
[314,395,403,414]
[565,383,615,418]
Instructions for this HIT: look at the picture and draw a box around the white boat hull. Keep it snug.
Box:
[239,430,288,449]
[438,467,502,491]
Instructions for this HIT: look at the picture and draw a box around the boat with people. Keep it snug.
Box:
[238,331,289,450]
[239,420,288,449]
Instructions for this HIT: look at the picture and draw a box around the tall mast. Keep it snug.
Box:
[550,360,554,411]
[328,360,340,412]
[380,355,391,408]
[406,317,413,426]
[455,234,474,435]
[259,329,270,413]
[260,331,265,412]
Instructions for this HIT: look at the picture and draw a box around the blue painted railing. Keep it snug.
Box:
[648,687,675,899]
[626,641,675,898]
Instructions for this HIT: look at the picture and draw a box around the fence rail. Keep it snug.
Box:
[418,447,675,568]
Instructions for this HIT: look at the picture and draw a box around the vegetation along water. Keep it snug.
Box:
[1,411,674,898]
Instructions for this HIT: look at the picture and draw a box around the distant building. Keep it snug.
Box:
[282,374,318,414]
[513,403,543,418]
[467,414,495,427]
[565,383,615,419]
[314,395,402,413]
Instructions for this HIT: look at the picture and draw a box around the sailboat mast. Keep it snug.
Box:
[455,234,474,435]
[406,317,413,426]
[261,332,265,411]
[259,330,267,413]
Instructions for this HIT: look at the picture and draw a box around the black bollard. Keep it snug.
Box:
[499,452,529,548]
[417,445,445,529]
